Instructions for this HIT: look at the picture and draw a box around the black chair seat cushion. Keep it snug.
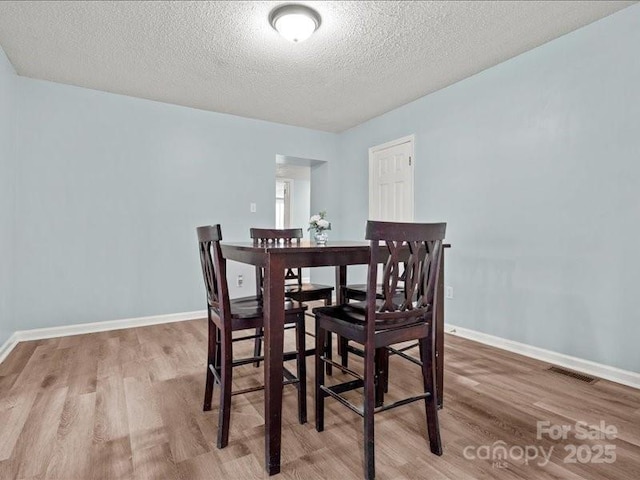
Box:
[210,296,306,330]
[343,284,405,301]
[343,284,408,304]
[231,295,305,317]
[285,282,334,295]
[314,301,427,332]
[343,284,381,299]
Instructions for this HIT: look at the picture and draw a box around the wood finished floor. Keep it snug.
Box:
[0,317,638,480]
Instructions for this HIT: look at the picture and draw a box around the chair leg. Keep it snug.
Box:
[419,336,443,456]
[324,295,333,376]
[340,336,349,368]
[383,347,389,393]
[296,314,307,424]
[363,345,376,480]
[331,293,351,371]
[217,327,233,449]
[214,327,222,370]
[253,327,263,367]
[325,331,333,376]
[374,348,386,408]
[315,319,326,432]
[203,321,217,411]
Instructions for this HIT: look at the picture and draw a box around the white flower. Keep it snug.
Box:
[317,219,330,229]
[310,214,321,223]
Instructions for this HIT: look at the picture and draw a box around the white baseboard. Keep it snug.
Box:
[0,333,19,365]
[446,324,640,390]
[4,314,637,392]
[0,310,207,364]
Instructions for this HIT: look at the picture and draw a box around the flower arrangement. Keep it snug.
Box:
[308,211,331,244]
[308,211,331,232]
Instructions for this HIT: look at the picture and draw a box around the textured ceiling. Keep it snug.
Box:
[0,1,634,132]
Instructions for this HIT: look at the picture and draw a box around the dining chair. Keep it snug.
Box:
[250,227,335,373]
[313,220,446,480]
[339,263,411,399]
[338,263,408,365]
[197,225,308,449]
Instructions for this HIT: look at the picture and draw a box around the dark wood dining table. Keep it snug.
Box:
[220,240,449,475]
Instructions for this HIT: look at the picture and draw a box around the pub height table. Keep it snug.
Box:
[220,239,449,475]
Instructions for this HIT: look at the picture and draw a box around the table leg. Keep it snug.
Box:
[335,265,346,305]
[263,253,285,475]
[335,265,349,367]
[436,249,445,408]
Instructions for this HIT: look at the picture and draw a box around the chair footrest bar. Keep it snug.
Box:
[373,392,430,414]
[247,351,303,363]
[320,385,364,417]
[232,333,264,342]
[209,362,300,397]
[387,346,423,366]
[326,379,364,395]
[230,377,300,397]
[346,344,364,358]
[233,356,265,367]
[390,343,419,353]
[231,384,265,396]
[283,349,308,361]
[210,363,298,393]
[209,364,221,384]
[320,356,364,381]
[283,367,297,382]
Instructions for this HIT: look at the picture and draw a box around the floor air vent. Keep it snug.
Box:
[547,366,597,384]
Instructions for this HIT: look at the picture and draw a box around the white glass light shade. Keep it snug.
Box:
[269,5,321,43]
[275,14,316,42]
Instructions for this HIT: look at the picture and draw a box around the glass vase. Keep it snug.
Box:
[314,230,328,245]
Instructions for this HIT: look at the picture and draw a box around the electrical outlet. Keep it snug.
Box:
[237,275,244,287]
[445,286,453,299]
[250,203,257,213]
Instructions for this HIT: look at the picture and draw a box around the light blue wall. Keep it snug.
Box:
[13,78,336,329]
[0,45,16,346]
[337,5,640,372]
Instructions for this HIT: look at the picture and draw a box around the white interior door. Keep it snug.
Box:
[369,136,414,221]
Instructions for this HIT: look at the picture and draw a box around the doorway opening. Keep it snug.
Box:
[275,154,327,237]
[275,167,309,231]
[275,179,292,229]
[275,155,328,282]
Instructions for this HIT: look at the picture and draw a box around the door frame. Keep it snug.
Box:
[368,134,415,221]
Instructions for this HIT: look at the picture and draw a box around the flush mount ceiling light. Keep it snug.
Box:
[269,4,321,43]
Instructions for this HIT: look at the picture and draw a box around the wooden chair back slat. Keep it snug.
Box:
[197,225,231,325]
[250,228,303,244]
[250,228,305,288]
[365,221,446,328]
